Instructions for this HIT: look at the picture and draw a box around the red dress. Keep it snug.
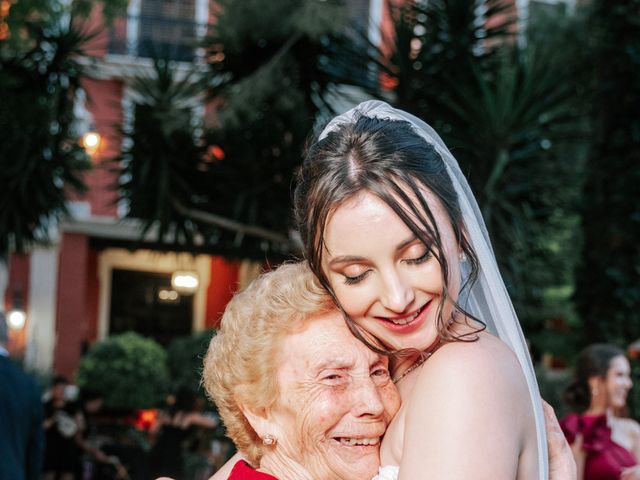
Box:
[560,413,637,480]
[227,461,279,479]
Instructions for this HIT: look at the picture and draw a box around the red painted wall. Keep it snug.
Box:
[54,233,90,378]
[205,257,239,329]
[83,3,112,58]
[81,77,123,218]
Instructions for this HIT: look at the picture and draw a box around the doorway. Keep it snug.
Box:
[109,269,193,346]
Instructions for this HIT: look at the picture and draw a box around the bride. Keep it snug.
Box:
[293,100,548,479]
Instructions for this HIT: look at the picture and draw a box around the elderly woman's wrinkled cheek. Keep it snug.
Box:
[286,382,383,480]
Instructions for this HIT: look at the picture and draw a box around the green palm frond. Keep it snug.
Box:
[0,17,95,257]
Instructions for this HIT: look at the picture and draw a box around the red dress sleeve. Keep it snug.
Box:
[560,413,638,480]
[560,413,612,452]
[227,460,279,479]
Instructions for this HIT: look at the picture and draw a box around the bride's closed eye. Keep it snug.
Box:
[404,250,432,265]
[343,271,370,285]
[399,240,432,266]
[340,264,371,285]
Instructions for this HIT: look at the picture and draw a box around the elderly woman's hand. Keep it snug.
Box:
[543,400,577,480]
[621,466,640,480]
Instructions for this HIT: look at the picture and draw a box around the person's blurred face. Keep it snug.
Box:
[322,189,461,353]
[265,311,400,480]
[52,383,67,402]
[605,355,633,410]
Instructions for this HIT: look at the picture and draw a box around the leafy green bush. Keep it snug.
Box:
[77,332,169,410]
[166,329,216,394]
[535,365,572,419]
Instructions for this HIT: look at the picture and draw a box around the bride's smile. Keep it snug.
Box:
[322,189,461,353]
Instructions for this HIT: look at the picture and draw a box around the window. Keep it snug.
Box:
[109,0,206,62]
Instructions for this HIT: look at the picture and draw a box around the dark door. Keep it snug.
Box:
[109,269,193,346]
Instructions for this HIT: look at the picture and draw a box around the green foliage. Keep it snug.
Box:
[0,0,127,258]
[200,0,350,258]
[573,0,640,347]
[3,0,126,50]
[535,366,571,418]
[374,1,590,354]
[76,332,169,410]
[629,360,640,420]
[113,0,364,259]
[166,329,216,394]
[113,58,208,246]
[0,16,94,257]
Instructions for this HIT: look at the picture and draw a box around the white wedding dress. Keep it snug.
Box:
[372,465,399,480]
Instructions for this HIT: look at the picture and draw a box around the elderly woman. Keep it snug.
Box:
[203,262,401,480]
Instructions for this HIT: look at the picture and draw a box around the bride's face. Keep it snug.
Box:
[322,189,461,352]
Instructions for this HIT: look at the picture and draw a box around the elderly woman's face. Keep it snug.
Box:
[266,311,400,479]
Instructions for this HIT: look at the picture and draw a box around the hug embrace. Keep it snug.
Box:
[203,101,576,480]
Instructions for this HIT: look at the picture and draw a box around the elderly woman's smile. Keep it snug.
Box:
[264,312,400,478]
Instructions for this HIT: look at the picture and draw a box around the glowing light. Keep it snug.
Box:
[81,131,101,155]
[158,289,179,301]
[135,409,158,430]
[7,309,26,330]
[171,271,199,293]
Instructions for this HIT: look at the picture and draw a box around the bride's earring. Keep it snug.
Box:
[459,252,467,263]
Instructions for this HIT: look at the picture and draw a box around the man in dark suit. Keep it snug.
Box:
[0,311,44,480]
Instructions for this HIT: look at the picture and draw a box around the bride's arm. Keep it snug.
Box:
[397,341,528,480]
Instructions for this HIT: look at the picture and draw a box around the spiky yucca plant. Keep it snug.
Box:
[0,18,93,257]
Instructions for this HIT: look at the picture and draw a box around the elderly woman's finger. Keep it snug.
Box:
[542,399,576,480]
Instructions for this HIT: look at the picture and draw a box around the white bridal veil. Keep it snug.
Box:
[320,100,549,479]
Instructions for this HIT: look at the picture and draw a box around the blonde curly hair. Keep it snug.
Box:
[202,262,336,466]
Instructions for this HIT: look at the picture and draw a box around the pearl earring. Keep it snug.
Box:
[262,434,277,446]
[459,252,467,263]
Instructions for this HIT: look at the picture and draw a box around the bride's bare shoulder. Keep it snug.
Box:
[400,333,531,478]
[432,331,520,367]
[414,331,529,401]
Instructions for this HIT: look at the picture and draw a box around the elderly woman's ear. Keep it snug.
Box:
[240,404,279,445]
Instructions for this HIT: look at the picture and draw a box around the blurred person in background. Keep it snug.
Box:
[0,311,44,480]
[148,385,218,479]
[43,375,83,480]
[562,344,640,479]
[75,389,128,480]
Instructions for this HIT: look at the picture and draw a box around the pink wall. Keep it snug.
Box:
[82,2,111,58]
[86,248,100,344]
[81,77,123,218]
[54,233,90,378]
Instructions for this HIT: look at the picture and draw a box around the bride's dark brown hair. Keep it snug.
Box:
[294,115,484,356]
